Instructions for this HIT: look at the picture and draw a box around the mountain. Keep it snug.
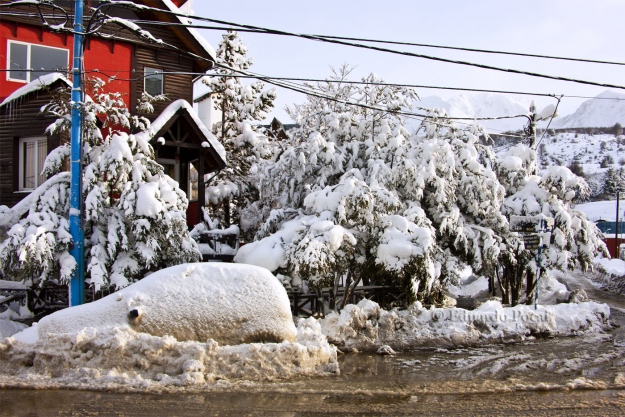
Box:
[415,93,530,133]
[550,90,625,129]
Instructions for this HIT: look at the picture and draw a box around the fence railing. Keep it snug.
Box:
[288,286,407,318]
[2,282,408,321]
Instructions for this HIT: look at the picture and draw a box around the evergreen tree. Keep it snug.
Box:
[0,78,200,289]
[603,167,625,197]
[498,143,607,305]
[239,67,514,306]
[202,31,277,230]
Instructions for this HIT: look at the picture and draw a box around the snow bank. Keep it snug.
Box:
[594,257,625,277]
[319,299,610,351]
[0,320,26,339]
[592,258,625,294]
[38,263,296,345]
[0,319,338,390]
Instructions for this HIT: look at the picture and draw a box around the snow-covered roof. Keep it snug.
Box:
[161,0,216,60]
[575,200,623,222]
[140,99,226,163]
[0,73,70,108]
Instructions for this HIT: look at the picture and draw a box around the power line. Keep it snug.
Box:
[128,19,625,67]
[98,4,625,91]
[5,3,625,93]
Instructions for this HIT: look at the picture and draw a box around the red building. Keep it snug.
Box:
[0,0,226,224]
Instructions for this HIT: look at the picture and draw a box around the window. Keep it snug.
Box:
[144,67,163,96]
[7,41,69,83]
[189,162,198,201]
[18,137,47,191]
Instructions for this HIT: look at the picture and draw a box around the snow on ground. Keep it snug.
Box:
[447,270,569,305]
[0,263,338,389]
[319,298,610,351]
[0,319,26,339]
[576,200,623,222]
[495,133,622,180]
[595,258,625,277]
[590,257,625,294]
[0,318,338,390]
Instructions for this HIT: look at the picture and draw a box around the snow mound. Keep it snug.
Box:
[0,320,338,389]
[319,299,610,351]
[38,263,297,345]
[594,258,625,277]
[0,320,27,339]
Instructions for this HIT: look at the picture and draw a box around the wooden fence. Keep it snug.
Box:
[288,286,407,318]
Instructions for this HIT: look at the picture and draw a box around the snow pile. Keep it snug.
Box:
[0,320,26,339]
[592,258,625,294]
[38,263,297,345]
[319,299,610,351]
[0,319,338,389]
[0,263,339,388]
[594,257,625,277]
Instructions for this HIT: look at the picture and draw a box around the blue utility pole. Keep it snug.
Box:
[69,0,85,306]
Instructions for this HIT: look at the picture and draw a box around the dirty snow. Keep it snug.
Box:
[0,318,338,390]
[319,298,610,351]
[0,264,338,389]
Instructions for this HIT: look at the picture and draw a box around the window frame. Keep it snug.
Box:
[18,136,47,192]
[6,40,69,83]
[144,67,164,96]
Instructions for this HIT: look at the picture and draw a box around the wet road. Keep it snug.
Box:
[2,388,625,416]
[1,271,625,416]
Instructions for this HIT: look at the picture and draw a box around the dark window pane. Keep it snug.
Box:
[9,43,28,81]
[31,45,68,79]
[144,68,163,96]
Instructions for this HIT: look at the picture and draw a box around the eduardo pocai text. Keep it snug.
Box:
[431,309,550,325]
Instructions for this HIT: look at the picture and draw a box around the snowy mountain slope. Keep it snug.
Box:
[494,132,622,199]
[533,132,622,176]
[415,90,625,133]
[551,90,625,129]
[415,93,530,133]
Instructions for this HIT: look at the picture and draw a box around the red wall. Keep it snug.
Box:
[604,237,624,259]
[1,22,132,106]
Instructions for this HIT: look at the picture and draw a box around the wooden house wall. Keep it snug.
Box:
[133,36,198,119]
[0,91,66,207]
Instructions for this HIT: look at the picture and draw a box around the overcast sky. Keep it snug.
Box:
[190,0,624,124]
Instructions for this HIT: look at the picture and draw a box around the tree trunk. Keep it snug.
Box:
[525,269,536,306]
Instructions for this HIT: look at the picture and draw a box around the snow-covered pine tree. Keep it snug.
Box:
[0,77,200,290]
[498,143,607,305]
[202,31,277,232]
[238,67,448,306]
[405,110,510,293]
[602,166,625,198]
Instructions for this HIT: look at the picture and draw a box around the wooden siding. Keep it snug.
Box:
[134,43,196,119]
[0,90,66,207]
